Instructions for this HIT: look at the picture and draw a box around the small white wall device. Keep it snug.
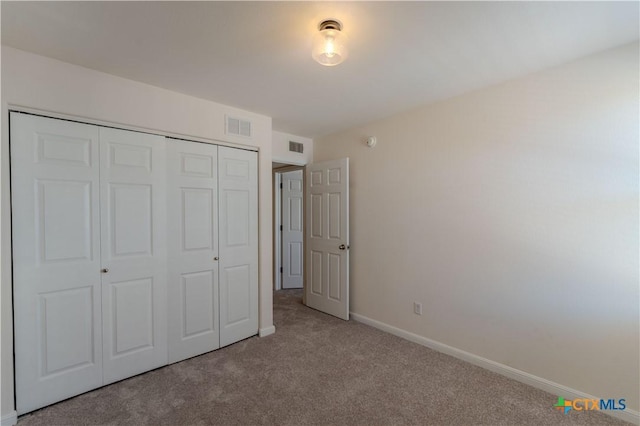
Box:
[366,136,377,148]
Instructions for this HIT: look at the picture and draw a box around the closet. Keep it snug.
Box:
[11,113,258,414]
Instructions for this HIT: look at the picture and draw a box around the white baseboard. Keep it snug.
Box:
[1,411,17,426]
[259,325,276,337]
[350,312,639,425]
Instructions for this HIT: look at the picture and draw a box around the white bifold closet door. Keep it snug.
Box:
[12,114,168,413]
[218,146,258,347]
[98,127,167,384]
[12,113,258,414]
[167,142,258,359]
[167,139,220,363]
[11,114,104,414]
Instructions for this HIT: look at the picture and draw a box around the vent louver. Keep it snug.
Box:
[226,116,252,138]
[289,141,304,153]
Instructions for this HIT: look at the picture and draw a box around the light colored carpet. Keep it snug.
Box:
[19,289,629,425]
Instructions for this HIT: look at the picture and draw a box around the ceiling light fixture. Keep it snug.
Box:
[312,19,348,66]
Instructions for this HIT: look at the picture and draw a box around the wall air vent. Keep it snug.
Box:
[226,116,252,138]
[289,141,304,153]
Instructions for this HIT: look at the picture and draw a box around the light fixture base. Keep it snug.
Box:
[318,19,342,32]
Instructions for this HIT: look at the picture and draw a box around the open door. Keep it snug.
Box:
[305,158,349,320]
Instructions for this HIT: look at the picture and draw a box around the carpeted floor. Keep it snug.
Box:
[19,289,628,425]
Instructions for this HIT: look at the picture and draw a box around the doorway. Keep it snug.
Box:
[273,164,304,290]
[272,158,350,320]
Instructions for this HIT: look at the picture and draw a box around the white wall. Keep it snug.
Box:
[314,42,639,411]
[0,47,274,419]
[272,130,313,165]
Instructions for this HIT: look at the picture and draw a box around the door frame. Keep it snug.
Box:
[272,164,305,292]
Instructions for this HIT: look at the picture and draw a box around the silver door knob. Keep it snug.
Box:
[339,244,346,250]
[101,268,109,273]
[213,257,219,261]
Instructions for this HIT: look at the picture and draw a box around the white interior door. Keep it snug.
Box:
[99,127,168,384]
[167,139,219,363]
[305,158,350,320]
[11,113,103,414]
[282,170,304,289]
[218,146,258,346]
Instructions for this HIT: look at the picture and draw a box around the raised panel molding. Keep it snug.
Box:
[310,170,323,186]
[39,287,94,376]
[224,265,250,325]
[289,179,302,191]
[180,153,213,178]
[182,271,216,338]
[311,251,323,295]
[110,278,154,357]
[328,168,341,184]
[289,242,302,276]
[110,184,152,257]
[36,133,91,167]
[328,254,341,301]
[223,158,249,179]
[310,194,323,238]
[37,179,92,263]
[289,198,302,231]
[328,193,341,240]
[181,188,213,251]
[109,143,152,171]
[225,190,249,247]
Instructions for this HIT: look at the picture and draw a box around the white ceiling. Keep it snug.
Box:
[2,2,638,138]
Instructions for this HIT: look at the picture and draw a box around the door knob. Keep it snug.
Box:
[339,244,346,250]
[213,257,219,261]
[101,268,109,273]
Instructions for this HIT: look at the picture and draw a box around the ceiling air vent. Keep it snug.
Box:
[226,116,252,138]
[289,141,304,153]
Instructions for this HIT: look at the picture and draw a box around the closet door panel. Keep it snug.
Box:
[11,113,103,415]
[167,139,219,363]
[219,147,258,347]
[99,127,168,384]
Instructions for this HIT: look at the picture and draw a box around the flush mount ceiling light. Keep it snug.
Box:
[312,19,348,66]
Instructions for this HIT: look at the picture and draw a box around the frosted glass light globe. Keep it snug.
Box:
[312,21,348,66]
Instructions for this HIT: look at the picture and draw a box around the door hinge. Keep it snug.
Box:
[280,225,283,231]
[280,182,283,189]
[280,266,283,273]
